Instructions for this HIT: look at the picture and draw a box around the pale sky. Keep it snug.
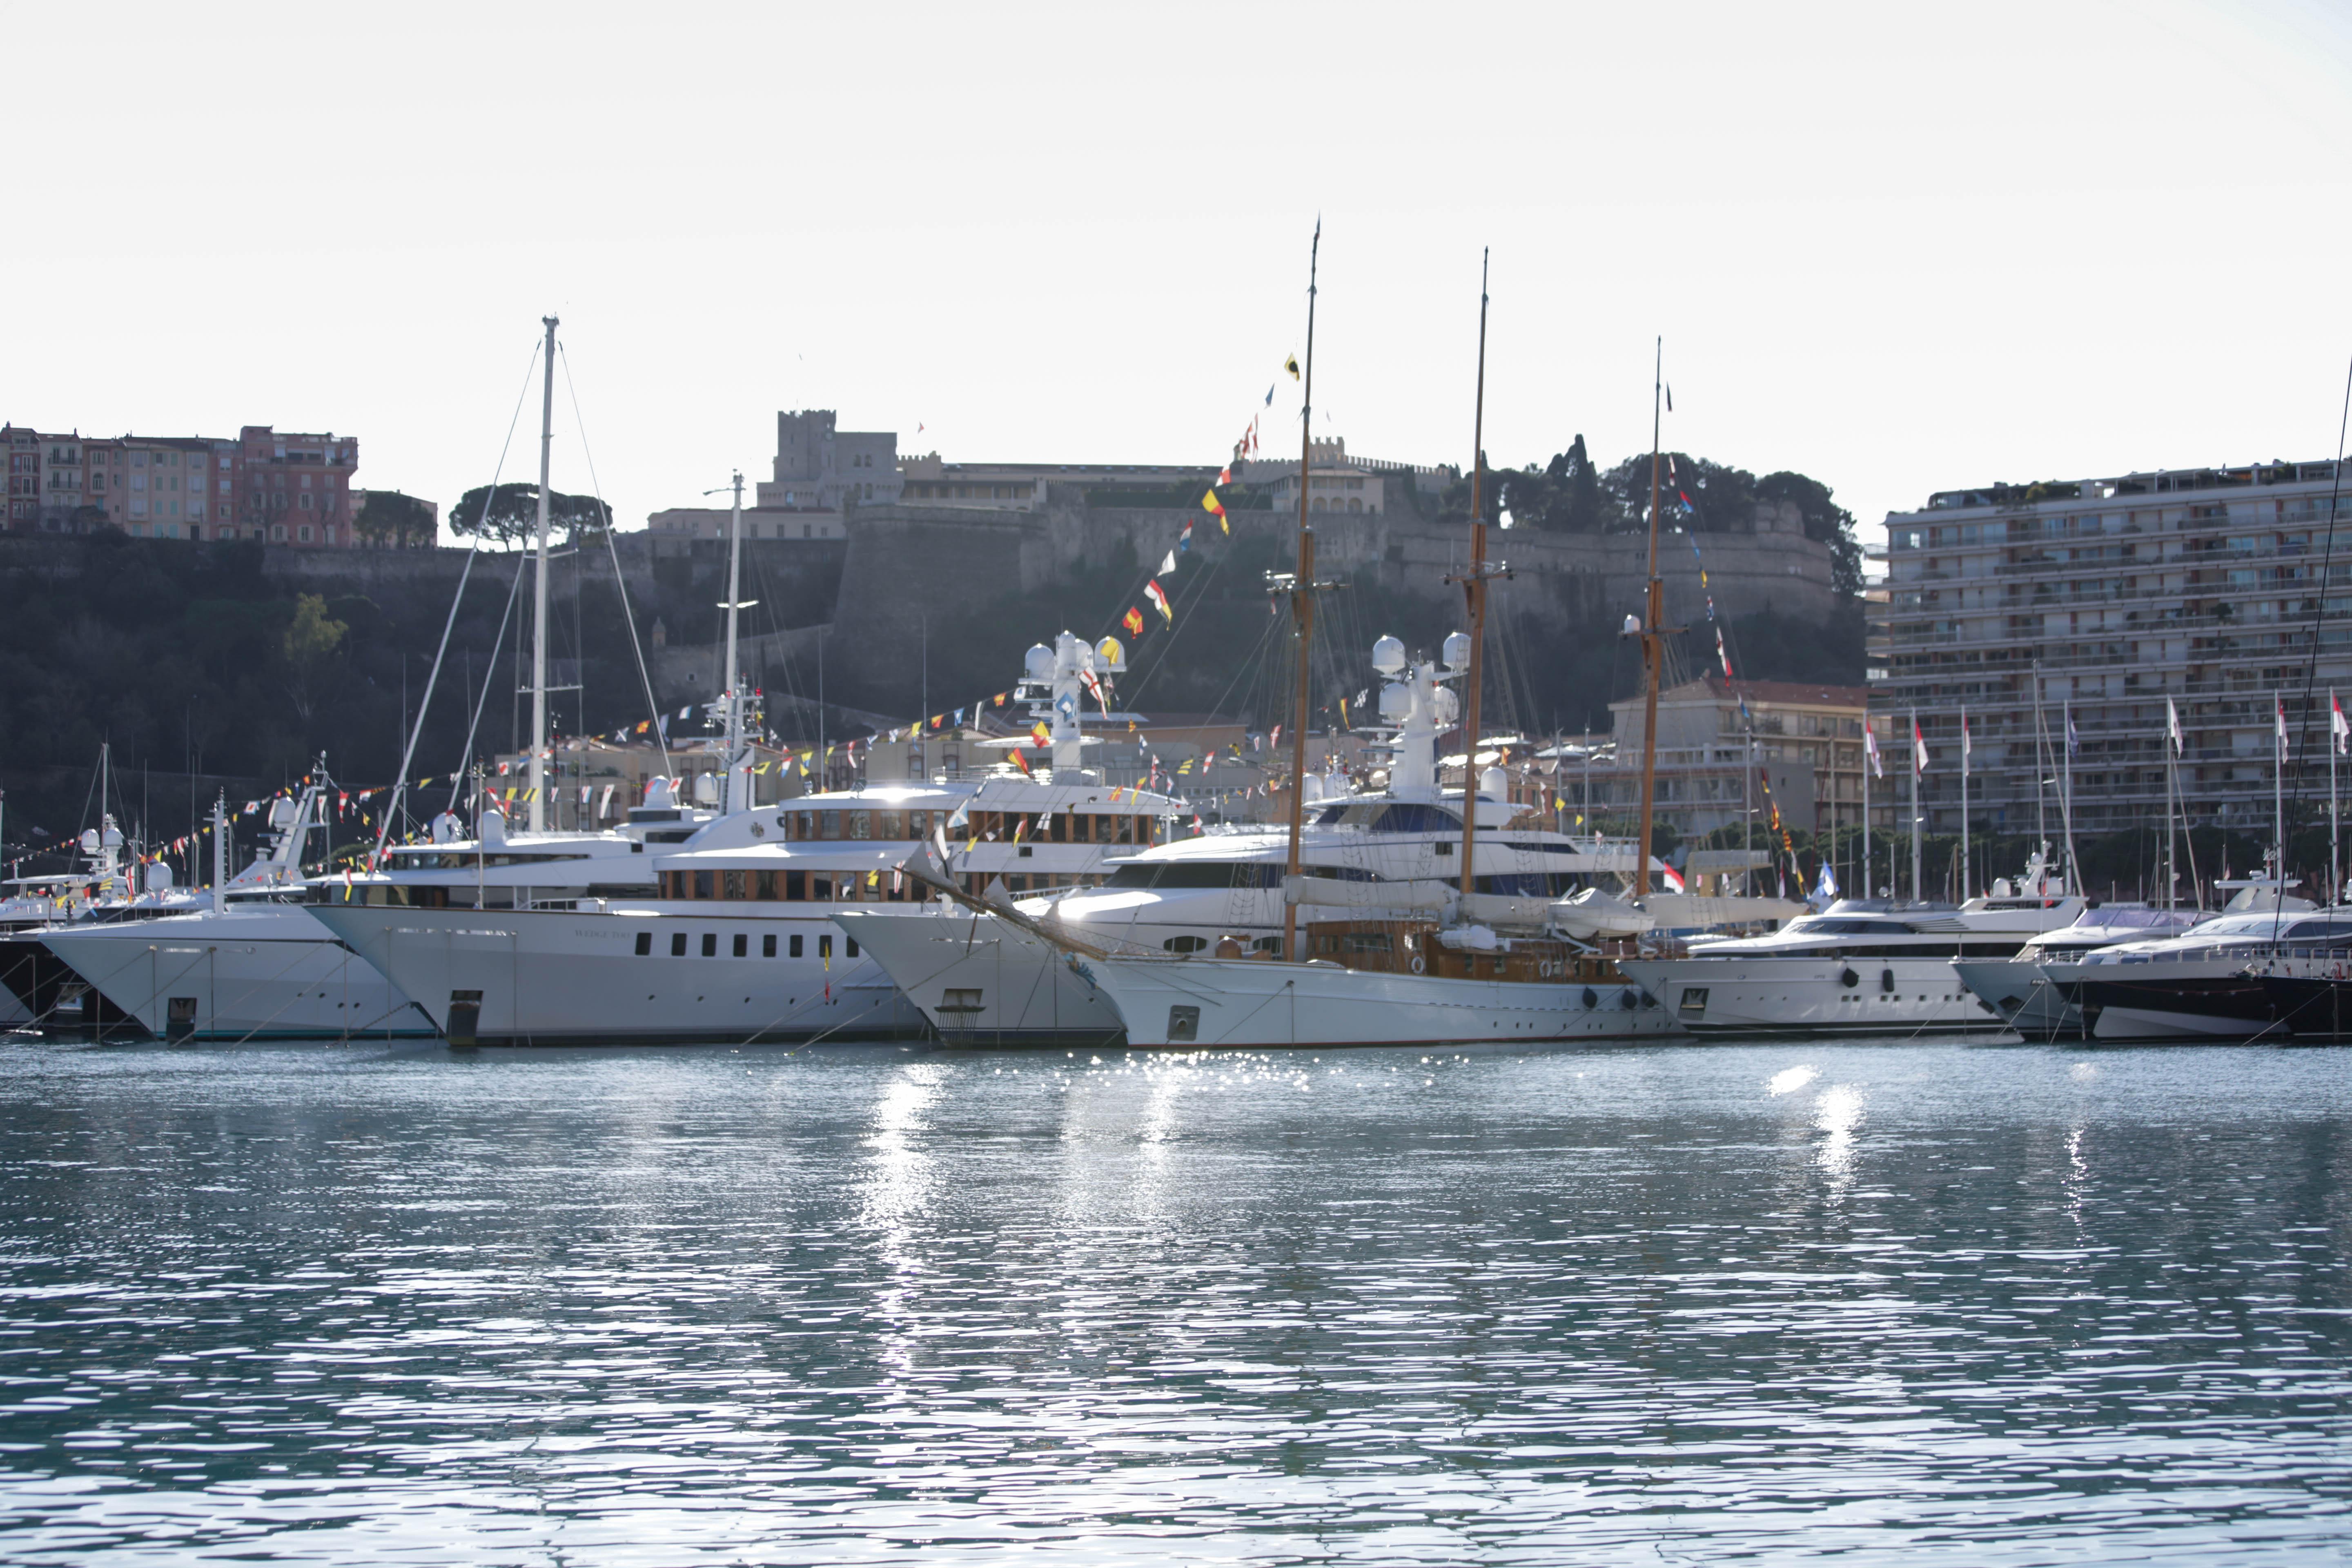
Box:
[9,2,2352,551]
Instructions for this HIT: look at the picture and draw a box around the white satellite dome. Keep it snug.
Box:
[1378,682,1411,722]
[145,862,173,893]
[1441,631,1472,672]
[1023,643,1055,682]
[694,771,719,805]
[430,811,463,845]
[268,798,299,831]
[1479,766,1509,799]
[78,829,100,856]
[1432,686,1460,724]
[1302,773,1324,804]
[479,808,508,846]
[1371,635,1406,676]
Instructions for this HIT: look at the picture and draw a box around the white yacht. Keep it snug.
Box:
[1951,904,2210,1039]
[848,632,1722,1049]
[308,633,1183,1045]
[0,810,213,1033]
[2023,884,2352,1042]
[40,783,699,1042]
[1616,854,2089,1035]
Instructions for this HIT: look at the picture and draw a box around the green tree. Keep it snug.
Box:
[449,483,612,547]
[281,592,347,723]
[354,490,438,549]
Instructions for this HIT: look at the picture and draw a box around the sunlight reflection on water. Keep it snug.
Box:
[0,1036,2347,1564]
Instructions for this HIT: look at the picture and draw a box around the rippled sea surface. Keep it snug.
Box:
[0,1038,2348,1564]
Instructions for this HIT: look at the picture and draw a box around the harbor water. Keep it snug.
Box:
[0,1036,2347,1564]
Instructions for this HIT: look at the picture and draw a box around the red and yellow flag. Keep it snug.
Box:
[1201,490,1229,534]
[1123,606,1145,636]
[1010,748,1033,777]
[1145,579,1172,623]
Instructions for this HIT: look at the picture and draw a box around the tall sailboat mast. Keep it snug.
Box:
[722,470,746,812]
[528,314,558,833]
[1281,220,1322,964]
[1454,250,1494,897]
[1633,339,1667,898]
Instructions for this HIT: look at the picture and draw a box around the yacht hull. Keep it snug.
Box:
[830,910,1124,1048]
[1953,959,2082,1039]
[0,933,144,1037]
[40,911,432,1042]
[1615,956,2007,1035]
[309,903,929,1045]
[1067,953,1677,1048]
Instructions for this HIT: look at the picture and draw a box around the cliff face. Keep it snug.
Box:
[0,506,1844,863]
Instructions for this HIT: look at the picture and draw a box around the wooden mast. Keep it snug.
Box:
[1281,220,1321,964]
[1634,337,1665,898]
[1455,250,1493,898]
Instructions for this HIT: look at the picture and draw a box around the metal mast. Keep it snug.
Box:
[722,470,746,811]
[1634,339,1667,898]
[1454,250,1495,899]
[1281,219,1322,965]
[528,314,557,833]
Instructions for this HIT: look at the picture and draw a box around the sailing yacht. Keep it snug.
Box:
[963,253,1760,1049]
[310,631,1183,1044]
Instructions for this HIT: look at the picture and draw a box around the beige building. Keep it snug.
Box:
[1577,676,1868,840]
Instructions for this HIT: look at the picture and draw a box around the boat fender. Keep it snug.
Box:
[1880,967,1895,993]
[1410,955,1425,975]
[1621,987,1640,1010]
[1840,967,1860,989]
[1581,987,1598,1010]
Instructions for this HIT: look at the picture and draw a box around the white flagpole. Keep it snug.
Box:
[2332,690,2341,906]
[1959,705,1970,902]
[1909,706,1922,904]
[2276,690,2287,891]
[1862,722,1873,898]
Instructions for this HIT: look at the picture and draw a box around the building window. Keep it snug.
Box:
[272,525,287,542]
[298,525,313,542]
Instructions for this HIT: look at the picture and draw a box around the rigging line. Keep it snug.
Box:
[2287,353,2352,869]
[1114,541,1245,713]
[446,556,529,814]
[558,341,672,775]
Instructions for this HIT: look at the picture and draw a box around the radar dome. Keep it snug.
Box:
[268,798,299,830]
[1432,686,1461,725]
[479,808,508,846]
[1095,636,1127,674]
[430,812,462,845]
[1371,635,1406,676]
[145,863,173,893]
[693,772,719,805]
[644,777,677,810]
[1479,766,1509,800]
[1441,631,1472,672]
[1023,644,1055,682]
[1302,773,1324,804]
[1379,682,1411,722]
[78,829,99,856]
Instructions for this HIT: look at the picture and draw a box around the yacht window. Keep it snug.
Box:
[819,934,832,959]
[790,934,803,958]
[1313,804,1351,825]
[820,812,840,841]
[671,932,687,956]
[693,871,713,900]
[847,811,871,840]
[635,931,651,956]
[1164,935,1207,953]
[701,933,717,957]
[786,870,806,900]
[1374,804,1458,833]
[755,871,777,900]
[763,933,777,957]
[723,871,746,900]
[1106,864,1161,889]
[908,810,931,835]
[733,933,747,957]
[876,811,903,840]
[847,937,860,958]
[812,874,834,901]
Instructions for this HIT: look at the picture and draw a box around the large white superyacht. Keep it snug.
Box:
[44,782,701,1042]
[309,632,1184,1045]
